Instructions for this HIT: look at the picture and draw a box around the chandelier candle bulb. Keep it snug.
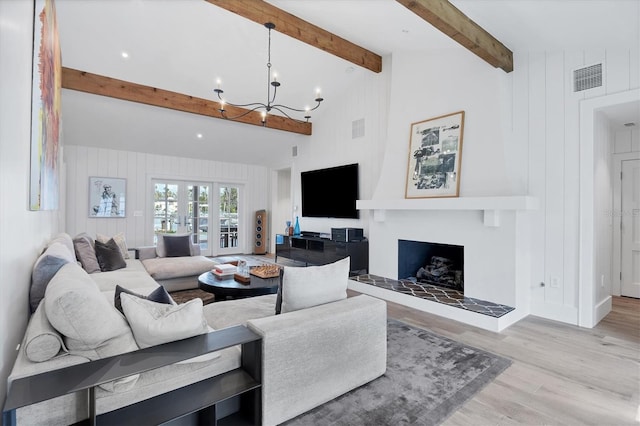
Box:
[212,22,323,124]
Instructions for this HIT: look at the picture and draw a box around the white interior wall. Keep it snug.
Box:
[63,146,269,254]
[374,50,514,200]
[516,48,639,324]
[270,168,291,253]
[362,50,528,320]
[290,57,390,237]
[0,1,62,407]
[297,46,638,327]
[593,112,614,316]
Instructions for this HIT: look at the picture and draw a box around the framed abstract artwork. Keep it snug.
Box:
[405,111,465,199]
[30,0,62,210]
[89,177,126,218]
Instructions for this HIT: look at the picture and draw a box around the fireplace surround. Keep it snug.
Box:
[351,197,538,331]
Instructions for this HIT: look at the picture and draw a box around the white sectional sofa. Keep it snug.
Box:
[135,233,219,292]
[5,233,387,426]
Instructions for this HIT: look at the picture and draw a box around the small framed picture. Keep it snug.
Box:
[88,177,126,217]
[405,111,465,199]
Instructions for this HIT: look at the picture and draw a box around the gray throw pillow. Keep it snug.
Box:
[30,242,75,313]
[73,233,100,273]
[95,239,127,272]
[114,284,174,315]
[164,234,192,257]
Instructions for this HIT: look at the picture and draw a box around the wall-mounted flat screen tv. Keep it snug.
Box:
[301,163,359,219]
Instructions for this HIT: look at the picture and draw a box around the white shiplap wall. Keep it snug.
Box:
[0,0,62,407]
[517,48,639,323]
[64,146,269,253]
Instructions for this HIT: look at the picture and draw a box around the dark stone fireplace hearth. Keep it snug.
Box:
[398,239,464,292]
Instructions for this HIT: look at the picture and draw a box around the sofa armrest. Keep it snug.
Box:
[247,295,387,426]
[135,246,157,260]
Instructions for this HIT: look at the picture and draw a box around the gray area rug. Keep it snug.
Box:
[285,319,512,426]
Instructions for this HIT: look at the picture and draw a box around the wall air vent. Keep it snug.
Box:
[352,118,365,139]
[292,146,298,157]
[573,63,602,92]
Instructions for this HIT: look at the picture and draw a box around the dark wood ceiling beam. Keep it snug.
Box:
[61,67,312,136]
[205,0,382,73]
[396,0,513,73]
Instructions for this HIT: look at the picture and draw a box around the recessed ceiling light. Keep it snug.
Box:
[196,133,203,139]
[624,122,636,127]
[121,51,129,59]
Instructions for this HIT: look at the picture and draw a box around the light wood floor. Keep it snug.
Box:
[374,292,640,425]
[262,254,638,424]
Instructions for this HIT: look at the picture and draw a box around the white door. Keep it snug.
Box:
[153,181,212,256]
[217,184,243,255]
[621,159,640,298]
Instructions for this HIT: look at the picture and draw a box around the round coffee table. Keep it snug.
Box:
[198,271,279,301]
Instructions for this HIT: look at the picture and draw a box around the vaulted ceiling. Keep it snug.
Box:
[55,0,639,167]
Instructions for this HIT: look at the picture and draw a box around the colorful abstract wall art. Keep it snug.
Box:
[30,0,61,211]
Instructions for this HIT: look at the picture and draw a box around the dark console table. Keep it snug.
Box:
[3,326,262,426]
[275,235,368,275]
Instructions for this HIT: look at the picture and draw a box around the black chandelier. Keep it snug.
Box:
[214,22,324,124]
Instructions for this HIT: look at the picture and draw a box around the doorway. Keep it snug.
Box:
[620,159,640,298]
[153,180,212,255]
[218,184,241,254]
[580,89,640,327]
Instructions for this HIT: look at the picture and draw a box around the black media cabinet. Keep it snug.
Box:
[275,235,368,275]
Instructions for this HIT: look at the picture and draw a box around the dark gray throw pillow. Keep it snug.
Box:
[30,256,68,313]
[163,235,192,257]
[94,238,127,272]
[114,285,174,315]
[275,267,285,314]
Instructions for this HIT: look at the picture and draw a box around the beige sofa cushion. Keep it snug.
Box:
[91,259,159,293]
[44,262,139,355]
[141,256,215,281]
[47,233,76,261]
[44,262,140,392]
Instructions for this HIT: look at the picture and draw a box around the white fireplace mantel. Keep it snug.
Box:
[356,196,539,227]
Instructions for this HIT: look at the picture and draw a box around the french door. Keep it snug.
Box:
[217,184,242,255]
[153,180,211,256]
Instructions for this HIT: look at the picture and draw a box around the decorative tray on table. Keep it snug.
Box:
[250,264,281,279]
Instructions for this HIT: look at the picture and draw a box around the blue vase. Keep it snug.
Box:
[293,216,301,236]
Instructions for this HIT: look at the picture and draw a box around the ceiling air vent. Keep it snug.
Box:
[573,63,602,92]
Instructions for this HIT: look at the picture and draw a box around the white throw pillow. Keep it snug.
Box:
[121,293,209,349]
[281,256,350,313]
